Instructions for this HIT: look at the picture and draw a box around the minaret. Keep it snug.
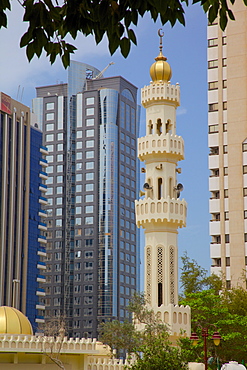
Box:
[135,31,190,338]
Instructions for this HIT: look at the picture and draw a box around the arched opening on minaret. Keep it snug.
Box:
[158,283,163,306]
[158,178,162,199]
[148,120,153,135]
[157,119,162,135]
[169,177,173,198]
[166,119,172,134]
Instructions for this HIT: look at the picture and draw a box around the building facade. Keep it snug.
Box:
[135,36,190,339]
[208,3,247,288]
[33,61,140,338]
[0,92,48,329]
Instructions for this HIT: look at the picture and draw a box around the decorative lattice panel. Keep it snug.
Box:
[157,246,163,283]
[146,247,151,304]
[169,246,175,304]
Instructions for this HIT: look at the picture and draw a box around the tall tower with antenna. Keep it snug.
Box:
[135,31,191,339]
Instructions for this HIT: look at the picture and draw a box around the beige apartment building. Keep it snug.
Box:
[208,2,247,288]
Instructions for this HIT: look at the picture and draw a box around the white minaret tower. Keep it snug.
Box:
[135,31,190,339]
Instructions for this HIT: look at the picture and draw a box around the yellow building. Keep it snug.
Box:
[208,2,247,288]
[0,306,127,370]
[135,32,191,339]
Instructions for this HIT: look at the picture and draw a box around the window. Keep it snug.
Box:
[86,162,94,170]
[46,123,54,131]
[57,176,63,183]
[245,233,247,242]
[208,38,218,47]
[46,102,54,110]
[85,205,94,213]
[85,228,93,236]
[223,145,228,154]
[46,113,54,121]
[76,207,82,214]
[56,208,62,216]
[76,141,83,149]
[86,151,94,159]
[75,218,81,225]
[208,81,218,90]
[46,144,54,152]
[224,189,228,198]
[57,154,63,162]
[85,251,93,258]
[86,184,94,192]
[56,219,62,227]
[86,173,94,181]
[76,185,82,192]
[57,133,63,140]
[209,103,218,112]
[222,36,227,45]
[84,273,93,281]
[222,58,227,67]
[85,216,93,224]
[85,194,94,202]
[86,140,94,148]
[210,147,219,155]
[223,123,227,132]
[223,80,227,88]
[244,166,247,174]
[46,166,53,173]
[226,280,231,290]
[225,212,229,220]
[84,285,93,292]
[86,118,94,126]
[208,60,218,69]
[57,165,63,172]
[225,234,230,243]
[244,188,247,196]
[209,124,219,133]
[86,97,95,105]
[223,167,228,175]
[243,143,247,152]
[86,129,94,137]
[57,143,63,151]
[77,131,83,138]
[86,108,94,115]
[223,102,227,110]
[46,134,54,142]
[244,210,247,219]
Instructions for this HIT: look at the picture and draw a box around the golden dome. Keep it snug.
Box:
[150,29,172,83]
[0,306,33,335]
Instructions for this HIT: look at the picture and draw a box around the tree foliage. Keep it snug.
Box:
[129,331,188,370]
[179,253,247,365]
[0,0,244,67]
[99,293,168,357]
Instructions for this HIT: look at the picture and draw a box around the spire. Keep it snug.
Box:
[150,29,172,83]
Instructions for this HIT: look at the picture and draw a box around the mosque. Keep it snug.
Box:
[0,33,190,369]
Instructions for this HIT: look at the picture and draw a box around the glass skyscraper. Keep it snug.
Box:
[0,92,48,330]
[33,61,140,338]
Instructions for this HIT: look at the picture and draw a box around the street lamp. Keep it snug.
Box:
[190,329,222,370]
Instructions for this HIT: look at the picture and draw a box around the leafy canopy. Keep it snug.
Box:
[0,0,243,67]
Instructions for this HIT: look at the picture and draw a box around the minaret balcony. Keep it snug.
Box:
[135,197,187,228]
[141,82,180,107]
[138,133,184,161]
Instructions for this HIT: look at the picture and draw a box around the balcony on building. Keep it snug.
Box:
[35,315,45,323]
[38,235,47,244]
[38,222,47,231]
[39,183,47,193]
[37,261,46,270]
[37,274,46,283]
[39,196,48,205]
[36,302,45,310]
[40,145,48,155]
[39,158,48,167]
[39,209,48,218]
[38,247,47,257]
[39,171,48,180]
[36,288,45,296]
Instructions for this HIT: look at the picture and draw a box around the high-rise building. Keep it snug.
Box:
[208,3,247,288]
[33,61,140,338]
[135,34,190,340]
[0,92,48,329]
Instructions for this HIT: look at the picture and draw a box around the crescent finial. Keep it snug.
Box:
[158,29,164,53]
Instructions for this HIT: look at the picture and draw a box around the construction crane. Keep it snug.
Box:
[93,62,114,80]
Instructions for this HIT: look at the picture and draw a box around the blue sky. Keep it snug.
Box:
[0,2,210,282]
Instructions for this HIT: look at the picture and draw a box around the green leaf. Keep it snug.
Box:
[219,8,228,30]
[120,37,130,58]
[128,29,137,45]
[26,42,35,61]
[20,30,33,47]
